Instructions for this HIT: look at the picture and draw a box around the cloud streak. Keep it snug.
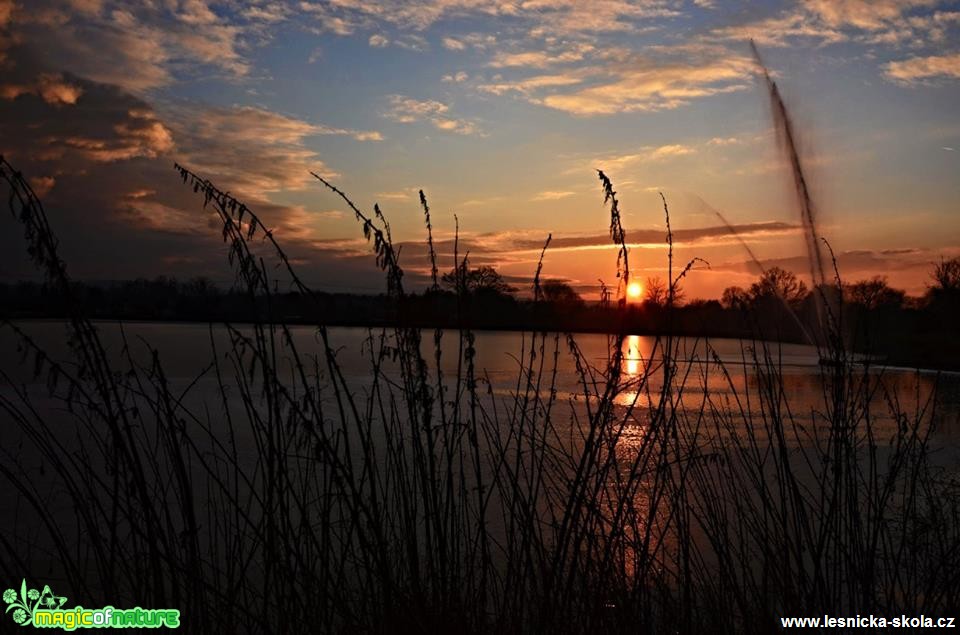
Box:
[503,221,802,251]
[884,52,960,83]
[384,95,481,135]
[711,0,960,50]
[482,47,756,116]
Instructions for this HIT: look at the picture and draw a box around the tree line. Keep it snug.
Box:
[2,257,958,369]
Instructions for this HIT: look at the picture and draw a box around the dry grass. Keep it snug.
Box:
[1,154,958,633]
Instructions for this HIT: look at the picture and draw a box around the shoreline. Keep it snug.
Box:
[4,314,957,374]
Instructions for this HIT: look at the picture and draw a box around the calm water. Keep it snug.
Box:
[2,320,959,602]
[2,321,959,445]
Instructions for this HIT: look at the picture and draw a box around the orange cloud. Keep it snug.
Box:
[884,53,960,83]
[384,95,481,135]
[539,57,754,115]
[0,73,83,105]
[60,108,174,162]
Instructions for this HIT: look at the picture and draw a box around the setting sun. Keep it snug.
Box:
[2,2,960,631]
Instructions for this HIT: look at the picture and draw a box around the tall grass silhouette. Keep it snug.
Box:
[2,114,959,635]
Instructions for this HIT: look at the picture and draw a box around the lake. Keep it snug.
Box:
[3,321,959,447]
[2,320,959,630]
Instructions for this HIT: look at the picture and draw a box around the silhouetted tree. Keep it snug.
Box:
[183,276,219,298]
[749,267,807,307]
[721,286,750,310]
[926,256,960,321]
[541,280,583,305]
[643,276,684,307]
[930,256,960,295]
[644,276,666,306]
[442,264,514,295]
[847,276,904,310]
[685,298,721,310]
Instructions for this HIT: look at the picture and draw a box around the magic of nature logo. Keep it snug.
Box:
[4,580,180,630]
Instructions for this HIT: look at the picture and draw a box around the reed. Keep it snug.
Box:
[1,154,958,634]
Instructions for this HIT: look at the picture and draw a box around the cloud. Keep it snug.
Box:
[393,34,429,51]
[119,198,218,235]
[372,221,804,286]
[0,67,175,167]
[0,13,417,290]
[0,25,390,270]
[384,94,481,135]
[169,105,342,196]
[361,220,809,288]
[711,0,957,50]
[29,176,56,197]
[0,0,13,26]
[531,190,576,201]
[458,195,506,207]
[547,59,753,115]
[298,2,358,35]
[884,52,960,83]
[243,3,289,24]
[442,36,466,50]
[5,0,254,92]
[504,0,680,38]
[365,31,428,51]
[315,122,384,141]
[488,42,595,68]
[172,103,383,147]
[0,72,83,105]
[0,68,209,275]
[66,109,175,162]
[504,221,802,251]
[586,144,696,174]
[350,130,386,141]
[0,53,356,275]
[803,0,938,31]
[710,12,846,47]
[455,32,498,50]
[707,136,741,146]
[481,45,756,116]
[0,53,383,238]
[442,71,469,82]
[294,0,680,45]
[478,73,584,96]
[385,96,448,122]
[376,187,420,201]
[715,247,947,289]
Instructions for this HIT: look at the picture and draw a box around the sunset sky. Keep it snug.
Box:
[1,0,958,299]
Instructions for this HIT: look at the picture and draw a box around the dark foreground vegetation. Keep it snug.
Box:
[3,256,959,370]
[2,151,959,634]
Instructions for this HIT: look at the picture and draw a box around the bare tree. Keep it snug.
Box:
[721,286,750,310]
[541,280,583,305]
[644,276,683,307]
[643,276,666,306]
[442,264,515,295]
[847,276,905,310]
[931,256,960,293]
[749,267,808,306]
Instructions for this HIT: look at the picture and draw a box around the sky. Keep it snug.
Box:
[1,0,958,300]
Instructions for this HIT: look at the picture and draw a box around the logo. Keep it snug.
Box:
[4,580,179,630]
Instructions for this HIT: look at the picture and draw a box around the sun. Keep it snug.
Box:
[626,282,642,300]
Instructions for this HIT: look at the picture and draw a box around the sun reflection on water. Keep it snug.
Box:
[624,334,642,377]
[616,334,650,408]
